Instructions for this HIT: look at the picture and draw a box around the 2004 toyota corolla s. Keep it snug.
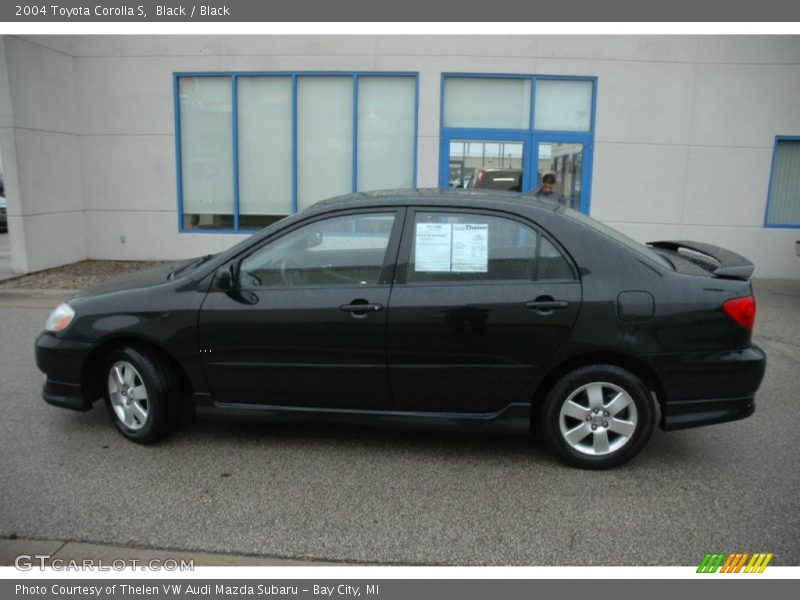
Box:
[35,190,766,469]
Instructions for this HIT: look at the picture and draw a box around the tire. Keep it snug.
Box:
[104,346,181,444]
[540,365,655,469]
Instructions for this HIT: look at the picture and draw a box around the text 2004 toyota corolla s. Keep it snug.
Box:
[35,190,766,469]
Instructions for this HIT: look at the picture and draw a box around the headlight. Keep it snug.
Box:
[45,303,75,333]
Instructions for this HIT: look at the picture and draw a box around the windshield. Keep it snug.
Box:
[562,208,674,270]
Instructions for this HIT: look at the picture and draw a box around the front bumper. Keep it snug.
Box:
[35,332,94,411]
[642,345,766,431]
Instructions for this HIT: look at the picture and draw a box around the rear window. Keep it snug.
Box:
[562,208,674,270]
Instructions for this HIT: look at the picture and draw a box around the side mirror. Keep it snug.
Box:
[216,265,234,290]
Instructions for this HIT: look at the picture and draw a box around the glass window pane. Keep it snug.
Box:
[538,237,576,281]
[409,212,537,283]
[535,142,584,210]
[297,77,353,210]
[239,213,396,287]
[766,140,800,226]
[357,77,416,192]
[237,77,292,229]
[443,78,531,130]
[179,77,233,230]
[534,79,593,132]
[448,140,524,191]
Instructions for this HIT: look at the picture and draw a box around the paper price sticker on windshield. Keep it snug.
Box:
[415,223,452,272]
[452,223,488,272]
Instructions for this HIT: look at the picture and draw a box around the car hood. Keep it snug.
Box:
[72,259,198,299]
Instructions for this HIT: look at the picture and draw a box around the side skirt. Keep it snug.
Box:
[191,394,531,435]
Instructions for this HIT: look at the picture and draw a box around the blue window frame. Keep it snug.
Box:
[439,73,597,214]
[174,72,419,233]
[764,136,800,228]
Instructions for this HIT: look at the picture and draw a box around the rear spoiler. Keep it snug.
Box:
[647,240,754,280]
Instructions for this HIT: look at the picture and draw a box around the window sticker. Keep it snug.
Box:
[415,222,489,273]
[452,224,488,272]
[415,223,452,272]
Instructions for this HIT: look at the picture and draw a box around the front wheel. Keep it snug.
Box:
[540,365,655,469]
[105,346,181,444]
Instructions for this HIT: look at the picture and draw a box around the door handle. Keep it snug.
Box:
[524,299,569,311]
[340,301,384,316]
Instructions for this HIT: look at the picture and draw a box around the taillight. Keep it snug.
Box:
[723,295,756,331]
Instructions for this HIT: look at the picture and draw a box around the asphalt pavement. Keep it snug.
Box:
[0,280,798,566]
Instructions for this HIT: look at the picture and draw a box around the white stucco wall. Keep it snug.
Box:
[0,36,87,273]
[1,34,799,277]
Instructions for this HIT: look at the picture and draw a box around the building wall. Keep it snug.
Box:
[1,35,799,277]
[0,35,86,273]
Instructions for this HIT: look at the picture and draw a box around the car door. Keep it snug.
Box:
[198,208,404,410]
[387,208,581,414]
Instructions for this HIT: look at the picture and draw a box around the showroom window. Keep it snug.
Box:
[765,137,800,228]
[440,74,596,213]
[175,72,418,232]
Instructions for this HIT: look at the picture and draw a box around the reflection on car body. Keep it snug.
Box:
[35,190,766,469]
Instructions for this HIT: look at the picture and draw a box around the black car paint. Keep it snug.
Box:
[35,190,766,434]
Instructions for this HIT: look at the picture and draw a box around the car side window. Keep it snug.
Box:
[407,211,576,283]
[408,212,538,283]
[239,213,396,288]
[537,236,576,281]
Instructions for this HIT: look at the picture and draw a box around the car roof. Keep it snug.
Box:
[308,188,560,214]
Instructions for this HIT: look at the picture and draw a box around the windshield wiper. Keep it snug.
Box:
[167,254,215,280]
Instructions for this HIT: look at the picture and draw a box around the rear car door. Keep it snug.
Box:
[198,209,403,410]
[387,208,581,413]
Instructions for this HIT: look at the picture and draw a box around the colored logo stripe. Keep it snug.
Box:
[697,552,773,573]
[720,553,748,573]
[697,553,726,573]
[745,553,773,573]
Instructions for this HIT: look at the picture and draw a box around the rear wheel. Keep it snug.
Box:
[541,365,655,469]
[104,346,181,444]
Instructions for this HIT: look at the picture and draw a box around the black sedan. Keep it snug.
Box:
[35,190,766,469]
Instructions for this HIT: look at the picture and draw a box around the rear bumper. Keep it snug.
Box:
[642,345,766,431]
[35,332,94,411]
[661,396,755,431]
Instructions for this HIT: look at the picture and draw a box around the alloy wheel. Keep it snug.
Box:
[558,381,638,456]
[107,360,149,431]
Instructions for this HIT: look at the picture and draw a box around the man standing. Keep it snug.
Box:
[533,173,565,205]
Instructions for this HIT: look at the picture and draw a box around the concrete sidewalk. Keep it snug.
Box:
[0,538,347,567]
